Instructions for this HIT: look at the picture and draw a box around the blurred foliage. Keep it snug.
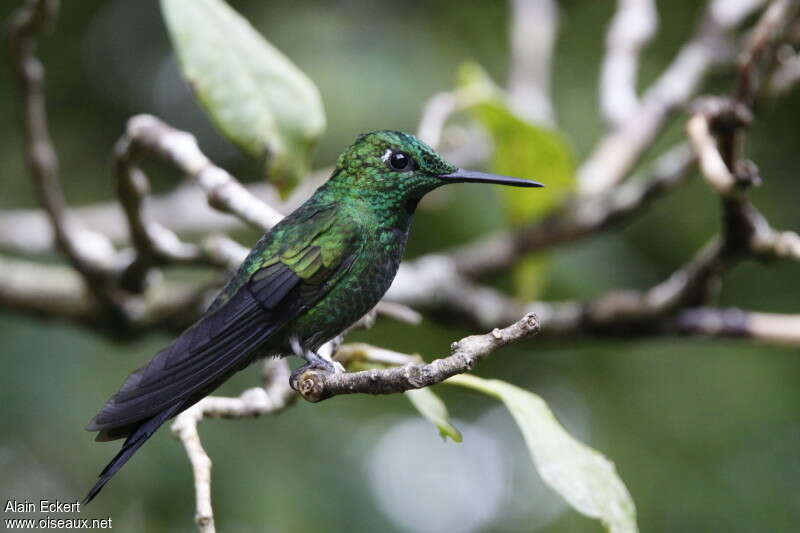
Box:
[458,62,575,222]
[2,1,800,532]
[161,0,325,190]
[458,62,575,299]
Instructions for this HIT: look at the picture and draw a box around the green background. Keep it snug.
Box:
[1,1,799,531]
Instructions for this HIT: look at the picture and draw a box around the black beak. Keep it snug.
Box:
[439,168,544,188]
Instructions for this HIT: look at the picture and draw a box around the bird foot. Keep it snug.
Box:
[289,359,343,391]
[288,337,343,391]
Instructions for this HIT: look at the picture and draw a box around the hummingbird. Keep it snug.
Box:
[84,130,542,502]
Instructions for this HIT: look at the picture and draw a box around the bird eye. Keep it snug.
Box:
[387,151,417,172]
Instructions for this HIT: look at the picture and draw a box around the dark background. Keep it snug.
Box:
[1,1,799,531]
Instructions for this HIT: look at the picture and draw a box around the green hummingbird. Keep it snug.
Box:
[84,130,542,502]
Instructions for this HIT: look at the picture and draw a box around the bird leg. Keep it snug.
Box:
[288,337,343,390]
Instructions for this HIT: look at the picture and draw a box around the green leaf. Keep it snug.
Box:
[457,62,574,222]
[473,103,574,224]
[405,388,462,442]
[161,0,325,189]
[446,374,638,533]
[457,62,575,299]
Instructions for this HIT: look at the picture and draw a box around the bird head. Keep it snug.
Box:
[328,131,542,206]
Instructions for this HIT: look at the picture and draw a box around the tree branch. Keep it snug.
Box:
[8,0,122,312]
[444,142,695,278]
[675,307,800,345]
[170,359,296,533]
[736,0,800,106]
[578,0,764,195]
[292,313,540,403]
[121,115,284,232]
[506,0,558,124]
[5,2,800,532]
[768,44,800,95]
[601,0,659,126]
[113,120,249,291]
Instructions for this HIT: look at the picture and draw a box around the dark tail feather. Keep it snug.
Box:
[83,405,180,504]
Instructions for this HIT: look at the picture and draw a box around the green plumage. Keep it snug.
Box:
[84,130,541,503]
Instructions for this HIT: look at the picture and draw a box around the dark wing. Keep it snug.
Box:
[86,286,280,440]
[87,203,362,440]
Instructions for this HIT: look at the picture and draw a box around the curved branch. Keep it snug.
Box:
[8,0,122,312]
[113,121,248,291]
[122,115,284,232]
[292,313,540,403]
[601,0,659,126]
[578,0,763,195]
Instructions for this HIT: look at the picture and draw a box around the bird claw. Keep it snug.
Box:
[290,359,341,391]
[288,338,344,390]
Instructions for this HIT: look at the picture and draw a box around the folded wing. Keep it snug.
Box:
[87,202,361,441]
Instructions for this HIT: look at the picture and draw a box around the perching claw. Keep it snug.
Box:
[288,336,343,390]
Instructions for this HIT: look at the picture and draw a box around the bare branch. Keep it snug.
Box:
[292,313,540,403]
[416,92,459,148]
[751,226,800,261]
[736,0,800,106]
[578,0,764,195]
[0,186,235,256]
[113,121,247,291]
[687,111,738,195]
[445,142,695,278]
[123,115,284,232]
[0,255,94,320]
[587,238,728,327]
[171,359,296,533]
[601,0,659,126]
[372,301,423,325]
[8,0,121,308]
[506,0,558,124]
[336,342,422,367]
[688,3,800,260]
[0,252,214,333]
[675,307,800,345]
[768,44,800,95]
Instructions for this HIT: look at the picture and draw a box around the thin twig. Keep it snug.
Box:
[171,359,296,533]
[292,314,540,402]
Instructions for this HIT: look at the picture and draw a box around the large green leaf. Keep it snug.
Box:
[446,374,638,533]
[161,0,325,189]
[405,388,462,442]
[457,63,575,299]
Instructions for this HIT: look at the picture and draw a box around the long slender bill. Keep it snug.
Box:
[439,168,544,187]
